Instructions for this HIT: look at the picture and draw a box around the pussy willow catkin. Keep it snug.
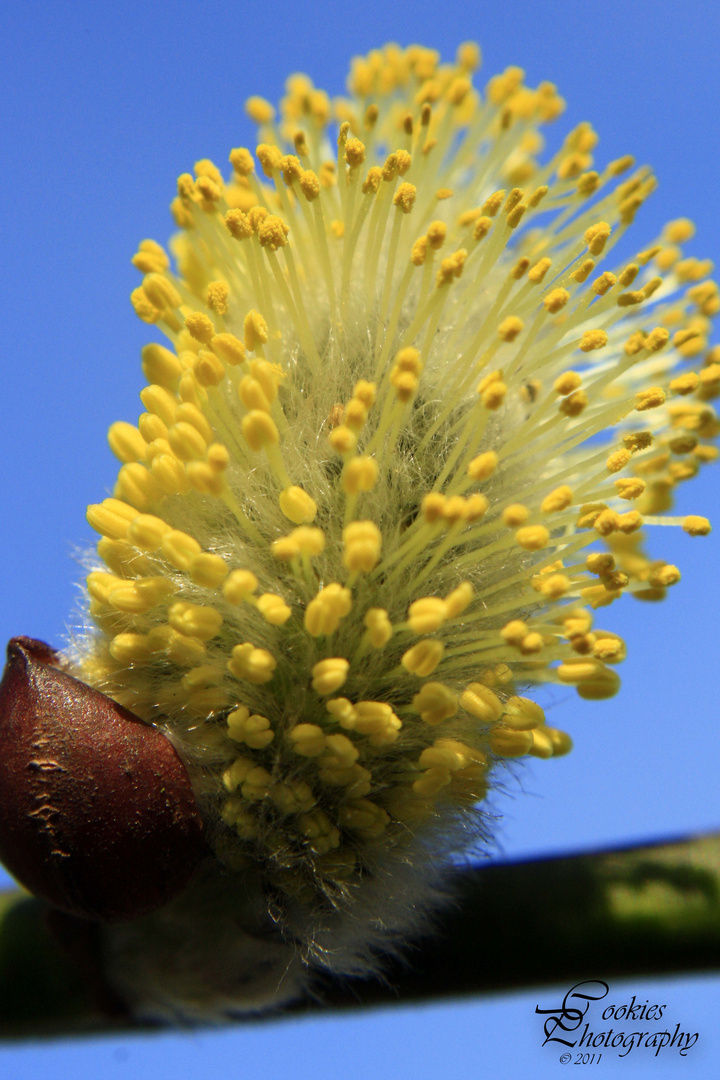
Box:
[76,41,715,1015]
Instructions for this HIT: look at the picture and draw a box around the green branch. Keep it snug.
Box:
[2,831,719,1040]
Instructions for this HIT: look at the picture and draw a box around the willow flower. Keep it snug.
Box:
[2,42,717,1019]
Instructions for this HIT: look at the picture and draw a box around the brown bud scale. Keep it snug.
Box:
[0,637,205,921]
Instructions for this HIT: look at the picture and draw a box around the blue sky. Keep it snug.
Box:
[1,0,719,1075]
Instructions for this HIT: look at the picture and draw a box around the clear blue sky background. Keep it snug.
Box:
[1,0,719,1075]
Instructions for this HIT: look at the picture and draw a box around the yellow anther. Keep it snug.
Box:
[229,147,255,176]
[579,329,608,352]
[127,513,172,551]
[401,639,444,677]
[592,508,621,536]
[623,431,653,452]
[543,287,570,313]
[312,658,350,695]
[614,478,646,500]
[479,379,507,410]
[436,249,467,286]
[487,727,533,758]
[363,608,393,648]
[516,525,550,550]
[328,425,357,454]
[225,209,254,240]
[168,601,223,641]
[617,289,644,308]
[169,420,208,461]
[445,582,474,617]
[305,583,352,637]
[538,573,570,598]
[559,390,588,417]
[503,696,545,730]
[502,503,530,527]
[500,619,528,647]
[242,410,280,451]
[361,166,382,195]
[141,343,183,388]
[344,137,366,169]
[139,412,168,444]
[497,315,523,342]
[557,658,607,684]
[107,421,146,464]
[343,520,382,573]
[130,286,160,323]
[408,597,449,634]
[413,768,451,796]
[132,239,169,274]
[185,311,216,345]
[576,171,599,196]
[426,221,447,250]
[352,702,402,745]
[227,707,274,751]
[540,485,573,513]
[528,257,552,284]
[109,632,153,665]
[338,799,389,837]
[239,374,273,412]
[647,564,681,588]
[244,309,269,351]
[669,372,700,396]
[646,327,670,352]
[160,529,201,571]
[256,593,292,625]
[682,515,711,536]
[635,387,666,412]
[461,683,503,723]
[472,216,492,242]
[206,444,230,473]
[436,188,454,201]
[585,221,611,255]
[481,190,505,217]
[142,273,182,311]
[529,183,549,207]
[506,203,527,230]
[606,448,632,474]
[342,456,378,495]
[114,463,162,512]
[393,182,417,213]
[344,397,368,431]
[503,188,524,214]
[421,493,447,523]
[390,368,419,402]
[205,281,229,317]
[592,271,617,296]
[189,552,228,588]
[467,450,498,481]
[255,143,283,178]
[223,570,259,603]
[151,453,188,496]
[258,214,290,251]
[279,485,317,524]
[140,384,178,427]
[272,526,325,562]
[572,258,595,284]
[665,217,695,244]
[413,682,458,724]
[227,642,277,684]
[512,257,530,281]
[193,350,225,387]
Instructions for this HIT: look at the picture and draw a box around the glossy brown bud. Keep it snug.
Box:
[0,637,205,921]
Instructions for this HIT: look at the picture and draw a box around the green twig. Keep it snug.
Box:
[1,831,719,1040]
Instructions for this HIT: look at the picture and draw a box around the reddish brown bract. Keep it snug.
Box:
[0,637,205,921]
